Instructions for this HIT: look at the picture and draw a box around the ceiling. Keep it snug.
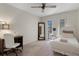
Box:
[9,3,79,17]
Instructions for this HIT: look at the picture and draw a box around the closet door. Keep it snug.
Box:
[38,22,45,40]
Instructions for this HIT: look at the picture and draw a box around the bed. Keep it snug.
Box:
[50,28,79,56]
[50,37,79,56]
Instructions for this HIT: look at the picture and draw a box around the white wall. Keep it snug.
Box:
[76,10,79,40]
[0,4,79,43]
[41,10,78,40]
[0,4,39,45]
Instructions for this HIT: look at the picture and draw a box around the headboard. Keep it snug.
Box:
[63,30,73,34]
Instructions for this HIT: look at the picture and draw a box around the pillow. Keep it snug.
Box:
[63,30,73,34]
[62,33,74,38]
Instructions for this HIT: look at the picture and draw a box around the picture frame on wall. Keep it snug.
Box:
[2,24,10,29]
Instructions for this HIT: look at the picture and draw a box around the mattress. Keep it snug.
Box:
[50,37,79,56]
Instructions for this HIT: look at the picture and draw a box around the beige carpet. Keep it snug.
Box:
[20,40,64,56]
[1,40,65,56]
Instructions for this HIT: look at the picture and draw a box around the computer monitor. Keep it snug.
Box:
[53,28,56,31]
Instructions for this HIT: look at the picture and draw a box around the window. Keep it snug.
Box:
[60,19,65,34]
[60,19,65,29]
[48,20,52,39]
[48,20,52,33]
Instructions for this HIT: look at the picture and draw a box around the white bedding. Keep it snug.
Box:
[50,37,79,56]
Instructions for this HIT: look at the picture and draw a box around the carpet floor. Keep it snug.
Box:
[0,40,65,56]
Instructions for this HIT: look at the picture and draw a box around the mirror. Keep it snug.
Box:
[38,22,45,40]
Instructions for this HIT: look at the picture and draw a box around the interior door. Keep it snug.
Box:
[38,22,45,40]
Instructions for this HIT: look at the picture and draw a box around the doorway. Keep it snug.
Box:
[38,22,45,40]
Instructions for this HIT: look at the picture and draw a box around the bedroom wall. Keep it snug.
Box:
[76,10,79,40]
[41,10,78,40]
[0,4,39,45]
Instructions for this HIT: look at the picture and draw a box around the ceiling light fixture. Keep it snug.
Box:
[31,3,56,12]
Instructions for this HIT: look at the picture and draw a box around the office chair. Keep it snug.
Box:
[4,33,20,56]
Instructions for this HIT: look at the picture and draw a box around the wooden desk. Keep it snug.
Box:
[14,36,23,49]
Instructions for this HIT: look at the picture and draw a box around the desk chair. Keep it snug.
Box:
[0,39,4,55]
[4,33,20,56]
[0,39,11,56]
